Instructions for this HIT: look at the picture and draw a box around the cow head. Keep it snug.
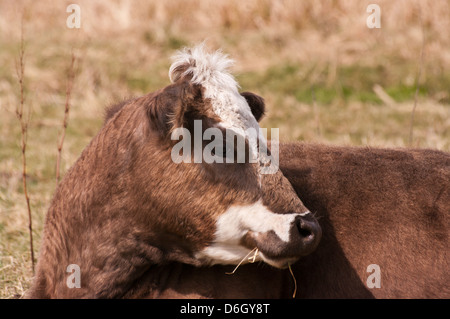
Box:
[103,45,321,269]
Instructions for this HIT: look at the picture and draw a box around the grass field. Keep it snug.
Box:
[1,0,449,298]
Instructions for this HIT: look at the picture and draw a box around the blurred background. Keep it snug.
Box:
[0,0,449,298]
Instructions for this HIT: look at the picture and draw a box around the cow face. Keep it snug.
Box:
[106,45,320,269]
[30,45,324,299]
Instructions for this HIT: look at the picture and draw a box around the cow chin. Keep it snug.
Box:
[194,241,302,269]
[195,201,321,268]
[241,228,320,269]
[258,254,299,269]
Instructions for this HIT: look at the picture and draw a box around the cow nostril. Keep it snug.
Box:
[295,217,317,242]
[297,221,313,239]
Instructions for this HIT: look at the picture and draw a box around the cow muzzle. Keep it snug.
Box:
[242,213,322,268]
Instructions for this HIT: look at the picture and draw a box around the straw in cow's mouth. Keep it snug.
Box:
[288,262,297,298]
[225,247,259,275]
[225,246,298,298]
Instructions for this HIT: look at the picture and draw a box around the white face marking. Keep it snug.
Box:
[170,45,301,266]
[195,200,308,266]
[169,44,265,164]
[299,211,311,217]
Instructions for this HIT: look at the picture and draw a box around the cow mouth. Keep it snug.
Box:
[241,216,322,269]
[257,252,299,269]
[240,232,300,269]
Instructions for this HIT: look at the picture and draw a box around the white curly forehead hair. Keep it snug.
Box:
[168,43,270,166]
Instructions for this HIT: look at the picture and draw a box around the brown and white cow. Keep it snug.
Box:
[118,121,450,298]
[26,45,321,298]
[99,76,449,299]
[119,144,449,299]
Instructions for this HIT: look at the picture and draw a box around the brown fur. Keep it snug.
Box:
[283,143,449,298]
[28,72,448,298]
[240,92,265,122]
[26,79,320,298]
[121,142,449,299]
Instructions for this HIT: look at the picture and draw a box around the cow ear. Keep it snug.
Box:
[146,80,206,138]
[241,92,265,122]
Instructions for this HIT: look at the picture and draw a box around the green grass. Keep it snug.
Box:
[238,62,445,107]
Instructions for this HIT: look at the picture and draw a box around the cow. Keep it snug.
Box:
[102,88,449,299]
[118,117,449,298]
[26,45,322,298]
[118,143,449,299]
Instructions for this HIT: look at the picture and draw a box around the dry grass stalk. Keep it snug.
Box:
[15,19,34,274]
[287,263,297,298]
[56,52,77,184]
[224,249,298,298]
[225,247,259,275]
[373,84,395,106]
[409,5,425,146]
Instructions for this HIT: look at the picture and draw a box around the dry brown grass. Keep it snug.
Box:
[0,0,449,298]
